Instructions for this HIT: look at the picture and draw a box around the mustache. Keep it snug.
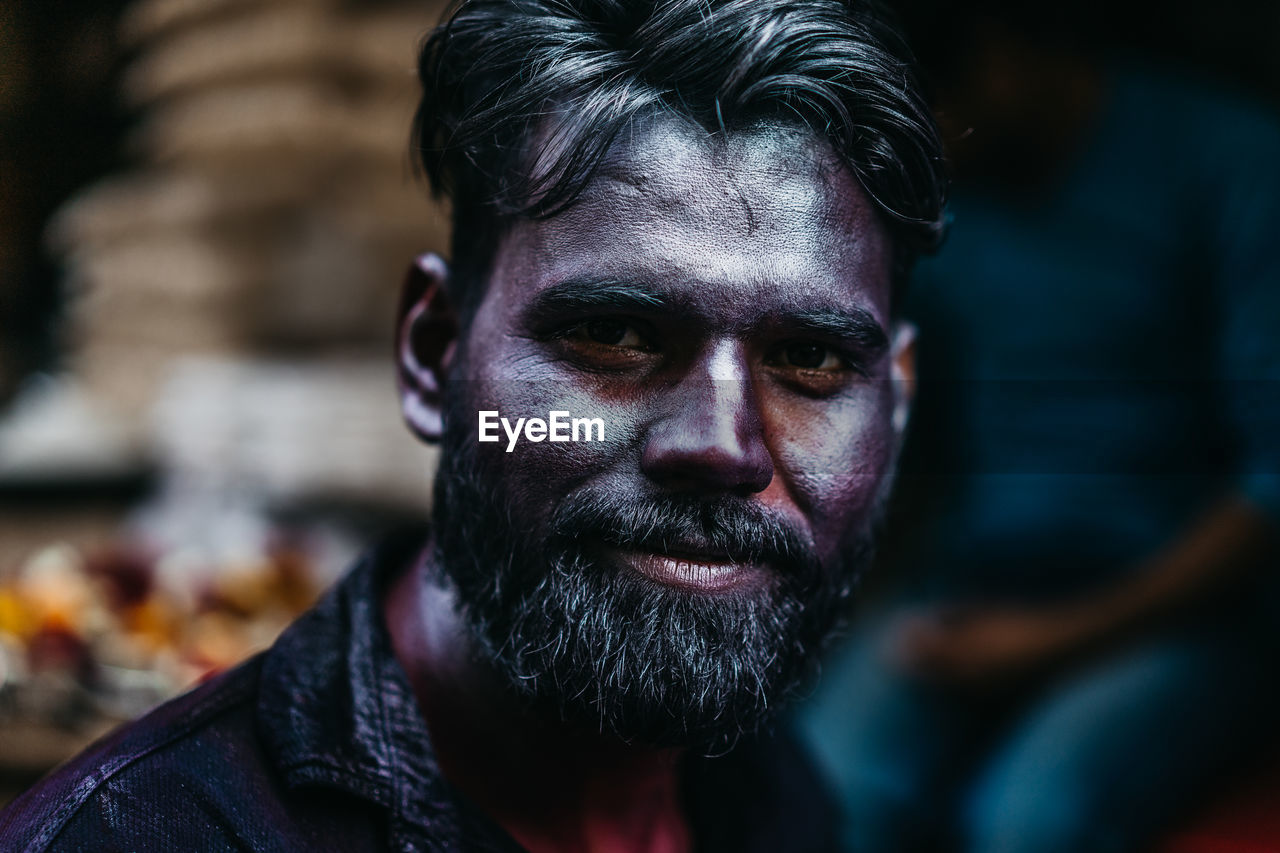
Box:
[549,487,816,572]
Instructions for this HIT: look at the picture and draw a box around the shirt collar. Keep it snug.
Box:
[256,529,476,852]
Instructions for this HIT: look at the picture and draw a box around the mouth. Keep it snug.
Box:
[610,547,772,594]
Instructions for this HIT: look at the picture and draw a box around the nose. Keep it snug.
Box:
[640,341,774,495]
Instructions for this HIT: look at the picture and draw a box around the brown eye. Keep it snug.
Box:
[568,319,647,348]
[586,319,627,345]
[780,342,843,370]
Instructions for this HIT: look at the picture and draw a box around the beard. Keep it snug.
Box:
[430,395,877,752]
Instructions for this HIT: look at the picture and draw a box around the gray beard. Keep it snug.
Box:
[430,397,879,751]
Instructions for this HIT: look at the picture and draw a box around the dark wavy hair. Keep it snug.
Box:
[413,0,948,313]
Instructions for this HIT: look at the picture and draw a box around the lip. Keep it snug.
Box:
[613,548,771,594]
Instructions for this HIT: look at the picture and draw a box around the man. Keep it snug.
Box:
[0,0,946,850]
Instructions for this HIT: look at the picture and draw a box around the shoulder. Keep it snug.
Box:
[0,657,272,852]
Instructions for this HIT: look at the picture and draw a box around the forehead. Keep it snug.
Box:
[485,115,891,323]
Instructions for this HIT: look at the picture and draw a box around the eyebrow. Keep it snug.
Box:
[521,275,889,352]
[521,277,673,328]
[779,307,889,353]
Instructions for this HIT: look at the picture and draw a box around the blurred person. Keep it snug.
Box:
[796,7,1280,852]
[0,0,947,850]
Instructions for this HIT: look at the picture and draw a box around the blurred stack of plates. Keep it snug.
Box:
[149,356,437,510]
[23,0,448,509]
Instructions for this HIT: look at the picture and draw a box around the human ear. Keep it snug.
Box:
[889,320,917,440]
[396,253,458,443]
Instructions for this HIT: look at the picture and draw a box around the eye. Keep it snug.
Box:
[548,317,658,372]
[566,319,648,349]
[771,341,846,371]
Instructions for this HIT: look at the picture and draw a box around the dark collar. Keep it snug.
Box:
[256,530,485,852]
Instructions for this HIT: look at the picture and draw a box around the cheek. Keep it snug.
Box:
[765,387,896,546]
[463,372,645,518]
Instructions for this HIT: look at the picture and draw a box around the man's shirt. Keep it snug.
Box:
[0,531,841,852]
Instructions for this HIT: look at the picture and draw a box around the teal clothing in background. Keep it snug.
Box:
[796,65,1280,853]
[900,63,1280,599]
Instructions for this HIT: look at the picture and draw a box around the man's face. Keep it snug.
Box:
[429,116,904,748]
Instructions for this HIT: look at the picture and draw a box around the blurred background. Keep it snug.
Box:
[2,0,1280,846]
[798,2,1280,851]
[0,0,448,801]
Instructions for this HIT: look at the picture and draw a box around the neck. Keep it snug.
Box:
[384,541,693,853]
